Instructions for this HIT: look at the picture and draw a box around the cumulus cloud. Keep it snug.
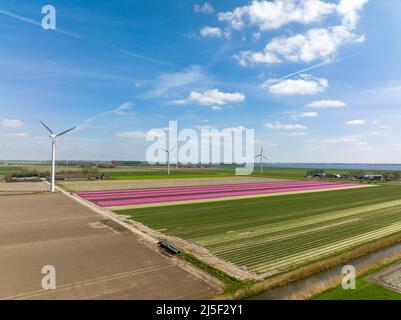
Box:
[236,26,364,65]
[218,0,336,31]
[337,0,368,30]
[265,121,307,130]
[115,131,147,138]
[345,119,366,125]
[292,111,319,120]
[194,2,215,14]
[220,0,368,66]
[0,119,24,127]
[200,26,223,38]
[308,99,347,108]
[218,0,367,31]
[261,74,328,95]
[173,89,245,107]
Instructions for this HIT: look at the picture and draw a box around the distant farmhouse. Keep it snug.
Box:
[362,174,384,182]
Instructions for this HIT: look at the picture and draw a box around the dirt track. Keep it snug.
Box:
[59,177,286,192]
[0,187,220,300]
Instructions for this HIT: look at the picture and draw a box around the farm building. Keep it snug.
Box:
[362,175,384,181]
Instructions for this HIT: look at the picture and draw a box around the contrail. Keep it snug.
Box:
[0,7,170,66]
[0,8,82,39]
[277,54,358,81]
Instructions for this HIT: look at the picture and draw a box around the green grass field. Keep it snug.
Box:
[313,261,401,300]
[313,277,401,300]
[0,166,24,175]
[116,185,401,275]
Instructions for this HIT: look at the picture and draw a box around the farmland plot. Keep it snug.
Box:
[116,185,401,276]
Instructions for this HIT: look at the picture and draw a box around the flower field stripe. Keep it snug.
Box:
[78,181,323,200]
[76,180,333,198]
[94,183,360,207]
[79,181,349,201]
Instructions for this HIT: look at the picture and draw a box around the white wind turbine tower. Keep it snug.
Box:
[255,146,268,174]
[40,121,75,192]
[162,146,175,175]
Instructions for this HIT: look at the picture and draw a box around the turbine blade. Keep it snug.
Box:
[57,127,75,137]
[263,156,268,160]
[40,121,54,134]
[169,146,176,152]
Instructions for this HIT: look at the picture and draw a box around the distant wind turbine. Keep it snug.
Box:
[40,121,75,192]
[255,146,268,174]
[162,146,176,175]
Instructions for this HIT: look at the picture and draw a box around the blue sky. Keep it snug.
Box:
[1,0,401,163]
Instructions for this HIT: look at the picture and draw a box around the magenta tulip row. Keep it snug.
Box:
[77,181,359,207]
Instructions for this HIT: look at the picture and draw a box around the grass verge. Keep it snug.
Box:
[177,252,256,294]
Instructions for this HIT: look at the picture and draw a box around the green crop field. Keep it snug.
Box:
[116,185,401,275]
[0,166,24,175]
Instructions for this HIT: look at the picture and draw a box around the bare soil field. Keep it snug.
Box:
[0,192,219,299]
[0,182,48,196]
[59,176,286,192]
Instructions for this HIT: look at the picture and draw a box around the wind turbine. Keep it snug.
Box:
[40,121,75,192]
[255,146,268,174]
[162,146,176,175]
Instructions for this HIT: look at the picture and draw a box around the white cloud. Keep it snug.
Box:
[308,99,347,108]
[173,89,245,107]
[289,132,307,136]
[292,111,319,119]
[252,32,261,41]
[265,121,307,130]
[218,0,367,31]
[218,0,336,31]
[151,66,210,96]
[345,119,366,125]
[194,2,215,14]
[337,0,368,30]
[0,119,24,127]
[115,131,147,139]
[5,132,28,138]
[237,26,364,65]
[234,50,281,66]
[113,101,134,116]
[200,26,223,38]
[262,74,328,95]
[323,135,367,145]
[368,130,388,137]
